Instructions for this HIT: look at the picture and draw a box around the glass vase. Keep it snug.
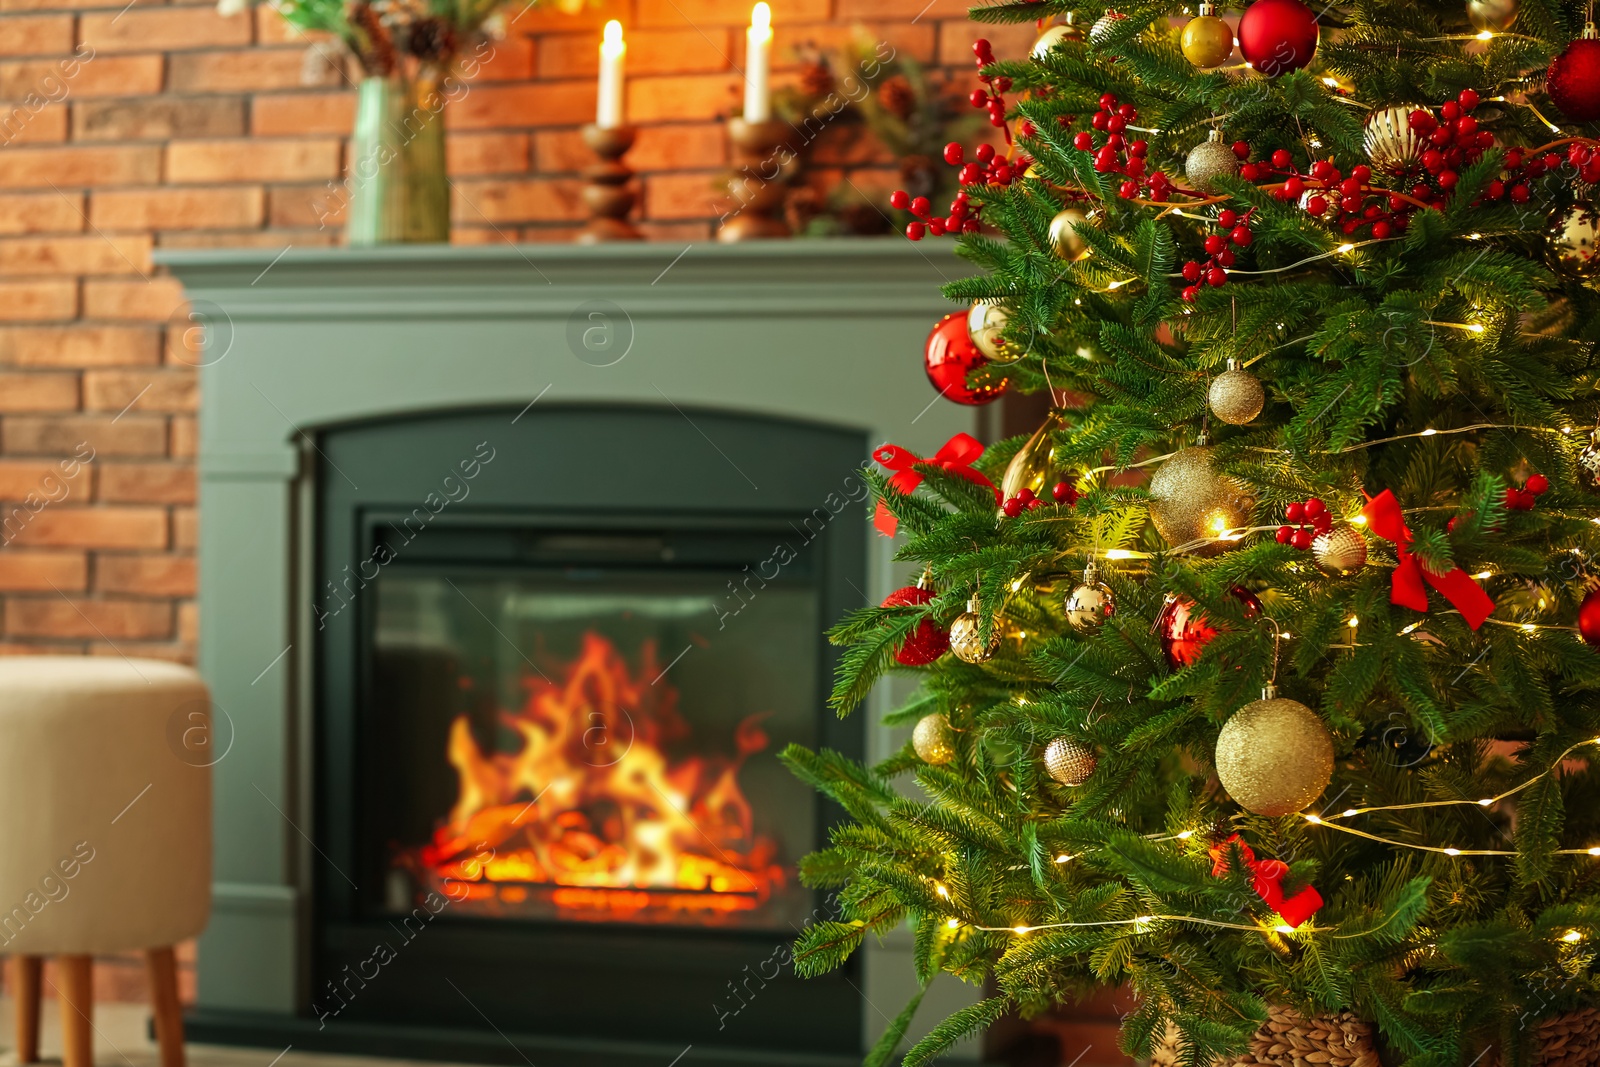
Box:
[345,75,451,246]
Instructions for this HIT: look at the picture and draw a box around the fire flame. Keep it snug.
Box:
[409,631,785,921]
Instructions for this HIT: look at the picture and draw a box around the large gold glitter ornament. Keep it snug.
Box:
[1184,130,1240,193]
[1147,445,1253,549]
[1063,562,1116,632]
[1312,524,1368,576]
[967,300,1021,362]
[1467,0,1518,32]
[949,594,1000,663]
[1000,410,1066,506]
[1208,359,1265,425]
[1557,205,1600,279]
[1043,736,1097,786]
[912,712,956,764]
[1364,104,1427,174]
[1181,2,1235,67]
[1032,17,1083,57]
[1214,688,1334,816]
[1048,208,1092,261]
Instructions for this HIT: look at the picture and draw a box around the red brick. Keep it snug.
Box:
[626,74,740,123]
[171,505,195,549]
[265,184,345,229]
[156,229,337,250]
[0,280,76,321]
[0,192,84,234]
[636,0,830,26]
[448,82,592,129]
[0,13,74,54]
[0,101,66,145]
[97,464,194,505]
[533,122,725,174]
[1,0,153,10]
[0,55,162,98]
[0,145,159,189]
[176,598,197,643]
[84,369,195,413]
[448,132,529,175]
[0,325,159,367]
[500,0,622,31]
[0,458,90,498]
[79,7,252,53]
[643,170,722,220]
[0,551,85,592]
[462,33,533,81]
[451,177,585,224]
[638,219,714,242]
[4,506,166,549]
[82,278,186,321]
[167,138,340,183]
[88,642,194,664]
[771,22,937,66]
[168,49,337,93]
[253,5,333,45]
[73,98,245,141]
[2,415,165,456]
[0,372,76,411]
[539,28,734,78]
[0,234,150,274]
[91,187,265,231]
[169,415,195,458]
[251,92,354,136]
[6,596,171,639]
[96,553,195,596]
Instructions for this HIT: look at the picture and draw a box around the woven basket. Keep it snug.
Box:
[1483,1007,1600,1067]
[1150,1004,1380,1067]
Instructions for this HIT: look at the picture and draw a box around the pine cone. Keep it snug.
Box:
[877,74,916,120]
[348,1,397,75]
[798,59,834,97]
[408,15,458,63]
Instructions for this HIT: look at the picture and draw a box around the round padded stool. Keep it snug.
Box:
[0,657,212,1067]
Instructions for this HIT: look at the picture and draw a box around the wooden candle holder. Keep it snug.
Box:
[578,123,642,243]
[716,117,794,243]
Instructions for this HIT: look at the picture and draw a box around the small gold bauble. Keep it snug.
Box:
[1312,524,1368,576]
[948,595,1000,663]
[1184,131,1240,193]
[1557,205,1600,279]
[912,712,956,764]
[1467,0,1518,32]
[1181,5,1235,68]
[1032,19,1083,58]
[1048,208,1091,261]
[1043,736,1097,786]
[967,300,1020,362]
[1208,360,1265,425]
[1000,409,1066,505]
[1063,562,1116,632]
[1363,104,1427,174]
[1214,692,1334,816]
[1147,445,1253,550]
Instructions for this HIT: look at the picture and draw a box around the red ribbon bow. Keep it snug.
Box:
[872,434,999,537]
[1209,834,1323,930]
[1359,489,1495,630]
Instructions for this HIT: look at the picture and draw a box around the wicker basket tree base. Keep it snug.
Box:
[1150,1005,1380,1067]
[1484,1007,1600,1067]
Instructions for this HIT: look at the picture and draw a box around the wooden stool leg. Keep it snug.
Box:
[14,955,42,1063]
[145,948,184,1067]
[57,955,93,1067]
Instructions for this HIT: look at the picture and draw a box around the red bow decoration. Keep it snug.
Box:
[1209,834,1323,930]
[1359,489,1495,630]
[872,434,999,537]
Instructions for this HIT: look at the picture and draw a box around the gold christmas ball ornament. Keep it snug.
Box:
[1214,688,1335,816]
[1208,359,1265,425]
[1043,736,1098,786]
[1557,205,1600,279]
[967,300,1022,363]
[1181,2,1235,68]
[1467,0,1518,32]
[1299,186,1340,219]
[1031,18,1083,58]
[1048,207,1092,261]
[1364,104,1428,174]
[1001,409,1066,505]
[1147,445,1254,549]
[949,595,1001,663]
[1578,425,1600,491]
[1063,562,1116,632]
[912,713,957,764]
[1184,130,1241,193]
[1312,523,1369,576]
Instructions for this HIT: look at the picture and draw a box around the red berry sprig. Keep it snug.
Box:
[1248,143,1412,240]
[1504,472,1549,511]
[1070,93,1171,202]
[969,38,1013,140]
[1001,479,1080,517]
[1275,497,1331,550]
[1179,207,1253,302]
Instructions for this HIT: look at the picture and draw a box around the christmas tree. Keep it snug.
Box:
[780,1,1600,1064]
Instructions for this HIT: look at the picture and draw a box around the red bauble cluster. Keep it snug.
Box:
[1001,479,1079,517]
[1180,208,1253,302]
[1275,496,1331,550]
[882,584,949,666]
[1504,473,1550,511]
[924,312,1007,405]
[1071,93,1172,201]
[1155,586,1263,669]
[1548,35,1600,123]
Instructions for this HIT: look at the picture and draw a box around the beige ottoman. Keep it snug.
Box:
[0,657,212,1067]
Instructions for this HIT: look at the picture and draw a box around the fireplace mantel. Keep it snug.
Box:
[161,239,983,1065]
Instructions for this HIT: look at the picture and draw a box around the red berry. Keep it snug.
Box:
[1218,249,1236,267]
[1124,156,1146,177]
[1310,160,1334,181]
[1052,480,1079,504]
[1217,209,1237,228]
[1438,170,1458,190]
[1447,515,1460,533]
[890,189,911,210]
[1002,496,1024,518]
[1527,474,1550,495]
[1342,218,1360,235]
[1408,110,1436,131]
[1118,104,1137,120]
[1372,220,1392,239]
[1271,149,1292,169]
[1456,115,1477,137]
[944,142,964,165]
[1182,285,1200,303]
[960,163,982,184]
[910,196,932,218]
[1130,139,1149,156]
[1120,180,1139,198]
[1232,140,1251,159]
[1276,525,1293,544]
[1510,184,1530,203]
[969,89,988,108]
[1106,133,1125,150]
[1285,502,1305,523]
[1204,234,1226,255]
[976,143,996,164]
[945,214,962,231]
[1291,528,1314,550]
[1017,487,1035,502]
[1441,100,1460,122]
[1239,163,1261,181]
[1073,131,1094,151]
[1545,152,1562,170]
[1107,115,1127,133]
[1284,176,1305,198]
[1026,498,1043,510]
[1487,180,1505,199]
[1307,195,1328,215]
[1231,225,1253,246]
[1207,266,1227,286]
[905,222,925,241]
[1429,126,1452,148]
[963,219,981,233]
[1182,261,1202,282]
[974,38,993,59]
[1303,498,1325,519]
[1314,513,1333,533]
[928,218,946,236]
[1458,88,1480,111]
[1339,177,1362,198]
[1100,93,1118,109]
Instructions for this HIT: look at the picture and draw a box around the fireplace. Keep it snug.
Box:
[160,240,986,1066]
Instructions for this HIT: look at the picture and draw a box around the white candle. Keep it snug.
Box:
[743,2,772,123]
[597,19,626,128]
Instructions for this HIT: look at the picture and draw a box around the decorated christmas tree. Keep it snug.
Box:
[780,1,1600,1064]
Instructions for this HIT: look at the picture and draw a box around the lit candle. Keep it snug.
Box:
[743,3,772,122]
[596,19,626,129]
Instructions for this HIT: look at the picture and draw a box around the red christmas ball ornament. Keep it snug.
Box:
[924,312,1007,406]
[1156,587,1262,669]
[1581,586,1600,649]
[1548,30,1600,123]
[1238,0,1319,75]
[882,584,949,665]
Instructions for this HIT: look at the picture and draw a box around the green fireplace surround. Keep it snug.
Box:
[160,240,985,1065]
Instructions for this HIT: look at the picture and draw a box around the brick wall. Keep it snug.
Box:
[0,0,1032,665]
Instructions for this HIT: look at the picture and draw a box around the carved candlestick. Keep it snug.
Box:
[716,117,794,243]
[578,123,642,243]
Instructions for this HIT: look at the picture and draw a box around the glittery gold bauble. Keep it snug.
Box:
[1579,427,1600,491]
[1048,208,1091,261]
[1215,695,1333,815]
[1557,205,1600,279]
[1063,564,1116,632]
[967,300,1020,362]
[1312,524,1368,576]
[949,596,1000,663]
[1363,104,1427,174]
[1001,410,1066,505]
[1467,0,1518,32]
[912,713,956,764]
[1043,736,1097,786]
[1031,18,1083,58]
[1147,446,1253,550]
[1184,132,1240,193]
[1208,360,1265,425]
[1181,7,1235,68]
